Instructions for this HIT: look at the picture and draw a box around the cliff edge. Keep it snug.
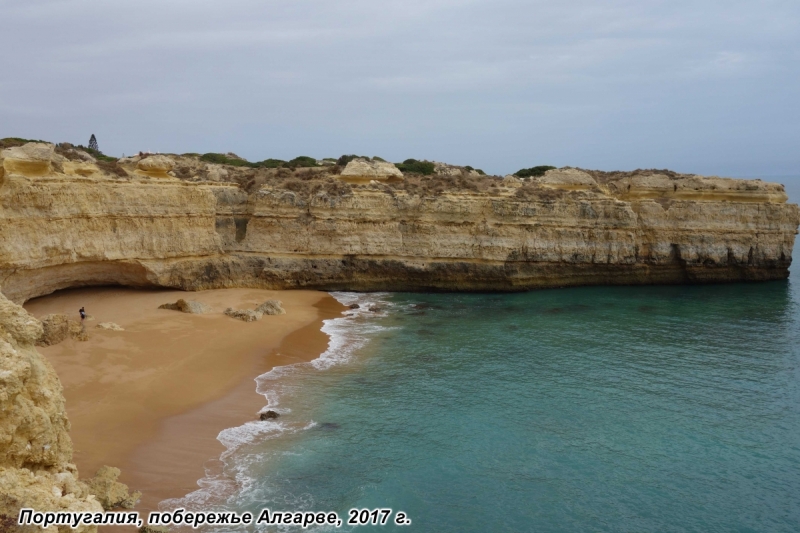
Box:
[0,142,797,303]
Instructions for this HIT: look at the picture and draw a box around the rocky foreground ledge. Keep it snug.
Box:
[0,141,797,304]
[0,292,139,531]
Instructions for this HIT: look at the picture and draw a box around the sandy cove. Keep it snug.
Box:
[23,287,345,513]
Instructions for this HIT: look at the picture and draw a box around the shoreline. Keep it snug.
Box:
[24,286,345,513]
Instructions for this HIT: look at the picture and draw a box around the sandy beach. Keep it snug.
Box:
[23,286,344,513]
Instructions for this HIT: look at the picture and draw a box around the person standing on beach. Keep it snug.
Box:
[79,307,86,321]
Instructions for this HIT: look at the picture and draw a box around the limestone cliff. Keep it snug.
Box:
[0,290,139,532]
[0,292,102,531]
[0,143,797,302]
[0,141,798,527]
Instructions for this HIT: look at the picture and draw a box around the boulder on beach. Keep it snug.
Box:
[97,322,124,331]
[37,314,90,345]
[37,314,70,346]
[225,301,286,322]
[69,321,89,342]
[224,308,262,322]
[158,299,212,314]
[255,299,286,316]
[259,410,280,420]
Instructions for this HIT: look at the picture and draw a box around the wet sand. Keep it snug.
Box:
[24,287,344,512]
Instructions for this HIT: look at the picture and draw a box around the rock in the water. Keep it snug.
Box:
[348,303,360,309]
[368,305,382,313]
[83,466,141,510]
[37,314,70,346]
[224,308,262,322]
[96,322,124,331]
[259,410,280,420]
[340,158,403,179]
[255,299,286,316]
[159,299,211,314]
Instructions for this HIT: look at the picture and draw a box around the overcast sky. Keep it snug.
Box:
[2,0,798,176]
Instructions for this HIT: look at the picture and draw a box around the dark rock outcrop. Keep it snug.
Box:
[158,299,212,314]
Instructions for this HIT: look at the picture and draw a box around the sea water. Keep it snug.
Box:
[170,178,800,532]
[169,282,800,532]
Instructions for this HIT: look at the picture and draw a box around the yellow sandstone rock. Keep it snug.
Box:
[0,143,797,302]
[0,141,798,525]
[82,466,140,510]
[135,155,174,178]
[0,292,129,532]
[340,157,403,180]
[1,142,58,178]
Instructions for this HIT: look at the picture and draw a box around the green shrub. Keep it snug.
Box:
[200,153,254,167]
[201,152,289,169]
[337,154,363,166]
[286,156,319,168]
[75,145,117,162]
[258,158,286,168]
[464,165,486,176]
[395,159,435,175]
[515,165,556,178]
[0,137,48,149]
[336,155,390,166]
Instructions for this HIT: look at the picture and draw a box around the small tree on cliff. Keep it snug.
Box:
[88,134,98,152]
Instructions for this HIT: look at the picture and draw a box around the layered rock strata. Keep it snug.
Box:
[0,142,798,527]
[0,145,797,303]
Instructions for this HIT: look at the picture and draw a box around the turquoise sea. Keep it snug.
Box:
[171,176,800,532]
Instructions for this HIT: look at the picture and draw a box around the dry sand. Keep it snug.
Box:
[24,287,344,512]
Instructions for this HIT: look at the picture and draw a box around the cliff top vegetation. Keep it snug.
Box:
[5,138,750,205]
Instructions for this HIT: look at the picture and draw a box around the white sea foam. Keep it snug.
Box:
[217,420,285,452]
[163,292,391,515]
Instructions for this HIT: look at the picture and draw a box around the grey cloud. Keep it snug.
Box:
[1,0,798,175]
